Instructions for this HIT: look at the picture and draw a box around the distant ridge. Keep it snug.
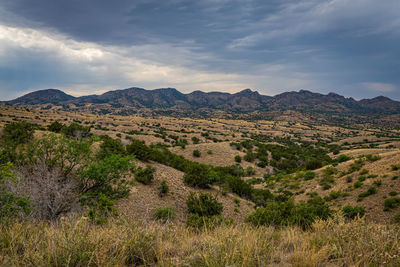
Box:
[3,87,400,125]
[5,89,76,105]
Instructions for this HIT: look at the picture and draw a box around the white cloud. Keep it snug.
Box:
[0,23,323,99]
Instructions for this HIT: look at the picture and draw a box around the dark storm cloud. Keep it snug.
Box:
[0,0,399,100]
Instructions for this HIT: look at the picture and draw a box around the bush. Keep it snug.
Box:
[186,192,223,217]
[357,186,377,201]
[2,121,34,145]
[304,171,316,181]
[234,155,242,163]
[391,164,400,171]
[244,151,256,162]
[135,166,155,185]
[126,139,152,161]
[305,159,322,170]
[342,205,365,219]
[193,150,201,157]
[158,180,169,197]
[0,162,31,218]
[354,181,363,188]
[365,154,381,162]
[97,136,125,159]
[61,122,91,139]
[80,154,133,204]
[191,137,200,144]
[154,206,176,222]
[337,154,351,163]
[245,166,256,176]
[183,164,214,188]
[48,121,64,133]
[384,197,400,211]
[246,197,332,229]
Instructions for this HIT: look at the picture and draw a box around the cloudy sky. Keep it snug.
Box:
[0,0,399,100]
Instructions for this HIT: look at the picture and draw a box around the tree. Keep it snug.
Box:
[186,192,223,217]
[48,121,64,133]
[2,121,34,146]
[183,164,214,188]
[97,136,125,159]
[0,162,31,218]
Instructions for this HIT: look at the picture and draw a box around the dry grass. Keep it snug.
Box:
[1,215,400,266]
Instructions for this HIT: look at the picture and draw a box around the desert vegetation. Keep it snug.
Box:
[1,105,400,266]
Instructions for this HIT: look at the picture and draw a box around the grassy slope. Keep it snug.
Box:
[1,215,400,266]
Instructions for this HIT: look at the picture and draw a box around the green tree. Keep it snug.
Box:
[0,162,31,218]
[2,121,34,146]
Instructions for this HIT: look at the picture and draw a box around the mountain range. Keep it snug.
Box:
[3,87,400,125]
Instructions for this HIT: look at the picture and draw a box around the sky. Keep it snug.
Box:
[0,0,399,101]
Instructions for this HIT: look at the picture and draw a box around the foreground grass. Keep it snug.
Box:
[1,215,400,266]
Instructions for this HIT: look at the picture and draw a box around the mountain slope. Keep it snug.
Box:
[3,87,400,125]
[5,89,76,105]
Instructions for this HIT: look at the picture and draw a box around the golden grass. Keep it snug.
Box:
[1,215,400,266]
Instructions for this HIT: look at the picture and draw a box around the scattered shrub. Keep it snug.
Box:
[384,197,400,211]
[246,197,332,229]
[135,166,155,185]
[154,206,176,222]
[304,171,316,181]
[186,192,223,217]
[158,180,169,197]
[193,150,201,157]
[2,121,34,145]
[234,155,242,163]
[342,205,365,219]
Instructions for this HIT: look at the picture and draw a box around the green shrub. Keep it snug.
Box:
[358,186,377,201]
[245,166,256,176]
[359,169,369,175]
[2,121,34,145]
[78,154,134,223]
[244,151,256,162]
[389,191,398,196]
[342,205,365,219]
[305,159,322,170]
[154,206,176,222]
[365,154,381,162]
[304,171,316,180]
[191,137,200,144]
[48,121,64,133]
[183,164,214,188]
[384,197,400,211]
[135,166,155,185]
[373,180,382,187]
[354,181,363,188]
[358,176,366,182]
[126,139,152,161]
[246,197,332,229]
[234,155,242,163]
[158,180,169,197]
[61,122,91,139]
[336,154,351,163]
[0,162,31,218]
[97,136,125,159]
[391,164,400,171]
[186,192,223,217]
[193,150,201,157]
[394,212,400,223]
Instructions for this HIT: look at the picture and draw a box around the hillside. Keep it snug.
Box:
[1,105,400,266]
[3,87,400,126]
